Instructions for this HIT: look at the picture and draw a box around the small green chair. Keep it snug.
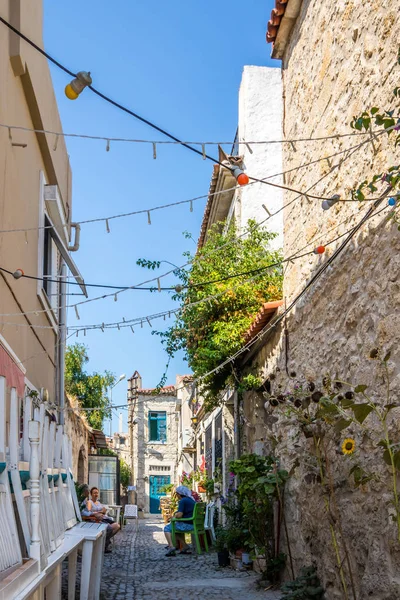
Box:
[171,501,208,554]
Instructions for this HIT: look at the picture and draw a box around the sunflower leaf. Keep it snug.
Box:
[334,418,352,433]
[354,384,368,393]
[340,398,355,409]
[352,403,374,424]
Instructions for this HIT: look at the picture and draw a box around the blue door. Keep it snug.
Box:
[149,475,170,513]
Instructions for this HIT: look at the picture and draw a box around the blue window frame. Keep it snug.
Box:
[148,411,167,442]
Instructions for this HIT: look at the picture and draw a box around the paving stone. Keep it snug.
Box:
[62,517,282,599]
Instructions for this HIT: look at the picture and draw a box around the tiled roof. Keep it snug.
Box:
[244,300,283,343]
[197,165,220,250]
[137,385,176,396]
[266,0,288,44]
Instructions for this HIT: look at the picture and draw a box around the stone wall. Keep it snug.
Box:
[63,396,90,483]
[133,393,179,513]
[240,2,400,598]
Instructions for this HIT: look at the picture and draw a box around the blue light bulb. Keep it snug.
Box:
[388,197,396,206]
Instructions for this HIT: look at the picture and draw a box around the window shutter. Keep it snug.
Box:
[158,413,167,442]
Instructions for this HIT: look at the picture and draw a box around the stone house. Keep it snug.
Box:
[130,374,179,514]
[230,2,400,599]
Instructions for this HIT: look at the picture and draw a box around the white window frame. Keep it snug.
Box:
[38,172,59,331]
[37,173,87,330]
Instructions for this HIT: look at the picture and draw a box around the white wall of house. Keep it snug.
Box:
[175,380,196,481]
[231,66,284,247]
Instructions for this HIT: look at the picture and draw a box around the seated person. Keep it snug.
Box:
[82,486,120,553]
[164,486,196,557]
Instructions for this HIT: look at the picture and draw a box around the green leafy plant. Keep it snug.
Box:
[119,458,132,493]
[65,343,115,429]
[159,483,175,494]
[215,526,229,552]
[137,220,282,410]
[238,373,262,393]
[229,454,288,570]
[281,566,325,599]
[266,552,287,584]
[204,476,216,498]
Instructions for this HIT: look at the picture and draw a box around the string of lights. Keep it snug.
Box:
[0,120,378,148]
[0,132,385,236]
[0,131,385,320]
[43,198,393,411]
[0,16,392,203]
[190,190,392,386]
[0,202,393,332]
[7,199,392,412]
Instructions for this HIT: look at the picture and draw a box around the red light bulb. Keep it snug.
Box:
[314,245,326,255]
[237,173,249,186]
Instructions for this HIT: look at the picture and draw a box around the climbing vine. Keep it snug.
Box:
[137,220,282,409]
[350,49,400,203]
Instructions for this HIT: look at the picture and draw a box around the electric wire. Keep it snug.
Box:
[0,16,392,203]
[0,132,382,319]
[0,130,386,236]
[191,188,392,384]
[0,202,393,332]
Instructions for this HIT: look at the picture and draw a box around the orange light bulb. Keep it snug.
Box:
[237,173,249,186]
[65,84,79,100]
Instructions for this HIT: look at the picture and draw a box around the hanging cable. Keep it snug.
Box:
[0,17,392,203]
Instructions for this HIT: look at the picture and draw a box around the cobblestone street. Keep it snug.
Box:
[96,517,281,600]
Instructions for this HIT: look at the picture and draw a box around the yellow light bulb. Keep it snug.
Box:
[65,84,79,100]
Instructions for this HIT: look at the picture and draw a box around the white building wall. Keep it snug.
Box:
[235,66,283,247]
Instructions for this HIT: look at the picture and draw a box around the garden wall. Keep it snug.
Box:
[241,2,400,598]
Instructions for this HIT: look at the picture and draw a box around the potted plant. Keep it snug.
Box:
[215,527,230,567]
[197,478,206,493]
[204,476,215,498]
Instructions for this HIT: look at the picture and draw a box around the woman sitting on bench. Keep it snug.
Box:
[164,486,195,557]
[81,486,120,553]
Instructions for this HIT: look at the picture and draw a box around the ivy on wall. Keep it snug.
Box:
[138,220,283,409]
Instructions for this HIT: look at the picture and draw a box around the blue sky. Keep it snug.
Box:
[44,0,277,432]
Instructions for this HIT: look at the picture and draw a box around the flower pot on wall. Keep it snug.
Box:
[198,485,206,493]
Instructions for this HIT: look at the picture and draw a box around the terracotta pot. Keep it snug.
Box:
[198,485,206,493]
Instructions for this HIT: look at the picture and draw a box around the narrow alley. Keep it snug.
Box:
[97,519,281,600]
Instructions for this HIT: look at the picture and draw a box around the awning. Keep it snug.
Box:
[89,429,108,450]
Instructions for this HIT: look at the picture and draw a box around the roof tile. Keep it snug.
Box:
[244,300,283,343]
[266,0,288,44]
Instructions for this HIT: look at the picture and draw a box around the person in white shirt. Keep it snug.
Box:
[82,487,120,553]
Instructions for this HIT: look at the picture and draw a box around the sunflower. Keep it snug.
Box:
[342,438,356,455]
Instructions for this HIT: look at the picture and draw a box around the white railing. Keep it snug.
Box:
[0,384,107,599]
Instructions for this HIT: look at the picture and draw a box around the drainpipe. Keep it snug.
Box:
[58,262,67,426]
[233,390,240,460]
[68,223,81,252]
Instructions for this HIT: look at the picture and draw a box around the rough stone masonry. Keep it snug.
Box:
[241,1,400,598]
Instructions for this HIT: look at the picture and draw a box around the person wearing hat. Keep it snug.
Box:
[164,486,195,557]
